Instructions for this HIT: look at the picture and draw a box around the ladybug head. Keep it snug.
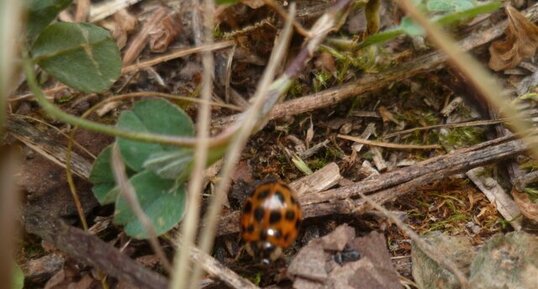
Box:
[245,241,283,265]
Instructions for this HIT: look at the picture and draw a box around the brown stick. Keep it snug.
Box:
[217,138,527,235]
[212,4,538,129]
[24,213,168,289]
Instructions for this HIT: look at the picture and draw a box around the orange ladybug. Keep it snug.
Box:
[240,180,302,264]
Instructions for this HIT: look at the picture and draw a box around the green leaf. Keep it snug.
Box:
[12,263,24,289]
[435,1,501,26]
[31,22,121,92]
[89,145,118,205]
[359,28,403,48]
[400,17,424,36]
[116,99,194,173]
[427,0,475,13]
[25,0,72,42]
[114,170,186,239]
[143,150,193,180]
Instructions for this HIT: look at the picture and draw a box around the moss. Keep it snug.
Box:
[440,126,486,150]
[307,158,328,171]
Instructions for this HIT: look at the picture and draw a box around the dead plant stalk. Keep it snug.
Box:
[170,0,215,287]
[186,4,297,288]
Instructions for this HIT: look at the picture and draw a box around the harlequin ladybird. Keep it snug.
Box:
[240,180,302,264]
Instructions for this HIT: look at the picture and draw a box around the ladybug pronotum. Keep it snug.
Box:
[240,180,302,264]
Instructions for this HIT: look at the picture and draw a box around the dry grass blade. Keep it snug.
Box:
[187,4,298,289]
[0,0,22,132]
[122,41,235,73]
[110,144,173,272]
[384,119,503,139]
[0,147,20,288]
[396,0,538,160]
[338,134,442,150]
[90,0,143,22]
[170,0,215,287]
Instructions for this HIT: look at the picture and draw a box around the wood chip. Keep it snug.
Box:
[290,162,342,197]
[371,147,387,172]
[466,167,522,230]
[352,123,376,153]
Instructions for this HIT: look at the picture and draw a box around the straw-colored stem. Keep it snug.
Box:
[169,0,215,287]
[187,5,297,289]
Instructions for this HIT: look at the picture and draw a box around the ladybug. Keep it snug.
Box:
[240,180,302,264]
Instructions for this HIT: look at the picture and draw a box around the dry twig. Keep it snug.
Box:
[188,5,298,288]
[338,134,442,150]
[171,0,216,287]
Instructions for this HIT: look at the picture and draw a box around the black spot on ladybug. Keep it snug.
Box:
[290,196,298,205]
[283,232,290,241]
[269,211,282,224]
[285,210,296,221]
[275,191,286,203]
[256,190,270,200]
[260,230,268,241]
[243,200,253,213]
[273,229,282,238]
[246,224,255,233]
[254,207,265,222]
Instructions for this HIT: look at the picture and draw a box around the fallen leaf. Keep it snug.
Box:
[378,106,400,125]
[489,6,538,71]
[149,12,182,53]
[513,189,538,221]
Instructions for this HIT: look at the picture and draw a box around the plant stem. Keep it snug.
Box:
[21,55,229,148]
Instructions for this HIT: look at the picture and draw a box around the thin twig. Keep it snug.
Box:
[188,5,298,289]
[93,92,241,111]
[22,54,234,148]
[162,235,259,289]
[170,0,215,287]
[263,0,311,37]
[357,191,470,289]
[110,144,173,272]
[383,119,504,139]
[122,41,234,73]
[338,134,442,150]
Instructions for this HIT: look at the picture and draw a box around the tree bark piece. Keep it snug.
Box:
[24,212,168,289]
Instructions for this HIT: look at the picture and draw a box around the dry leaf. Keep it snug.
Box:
[489,6,538,71]
[378,106,399,125]
[149,12,182,53]
[513,189,538,221]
